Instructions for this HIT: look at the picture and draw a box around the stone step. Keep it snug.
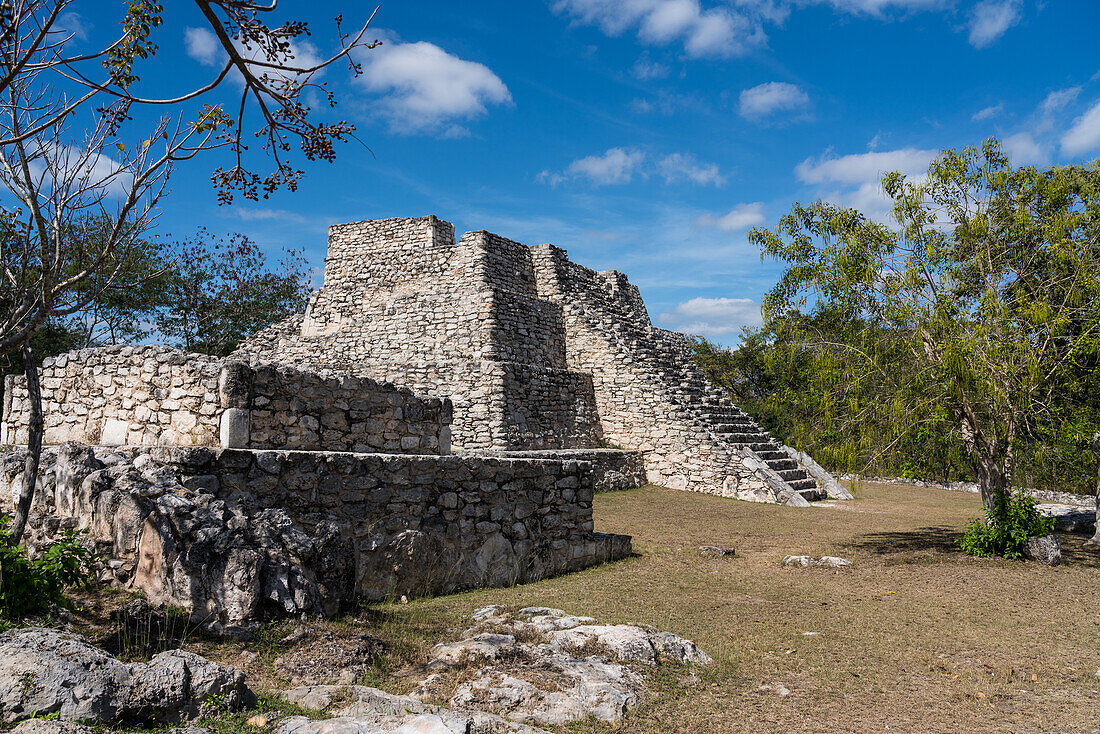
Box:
[775,468,810,483]
[798,486,827,501]
[766,459,799,472]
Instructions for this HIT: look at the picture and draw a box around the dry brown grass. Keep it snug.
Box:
[69,481,1100,733]
[367,482,1100,734]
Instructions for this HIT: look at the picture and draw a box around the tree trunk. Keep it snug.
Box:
[7,342,42,546]
[1090,433,1100,545]
[976,454,1008,517]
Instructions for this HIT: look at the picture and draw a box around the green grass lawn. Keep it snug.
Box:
[171,481,1100,733]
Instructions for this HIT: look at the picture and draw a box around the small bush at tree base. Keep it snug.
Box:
[959,491,1055,560]
[0,517,97,621]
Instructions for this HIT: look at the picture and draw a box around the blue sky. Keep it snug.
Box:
[75,1,1100,343]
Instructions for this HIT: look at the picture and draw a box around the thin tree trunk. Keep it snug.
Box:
[976,455,1007,515]
[7,342,42,546]
[1090,433,1100,545]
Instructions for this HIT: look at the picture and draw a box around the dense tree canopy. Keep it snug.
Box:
[742,140,1100,512]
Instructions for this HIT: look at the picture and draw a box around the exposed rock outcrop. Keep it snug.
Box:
[0,628,252,725]
[2,443,353,629]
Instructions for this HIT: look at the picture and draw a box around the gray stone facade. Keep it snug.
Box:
[243,215,834,504]
[1,345,451,455]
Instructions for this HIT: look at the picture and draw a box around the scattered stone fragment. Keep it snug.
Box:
[1024,534,1062,566]
[427,634,518,668]
[757,684,791,697]
[273,632,388,687]
[9,722,96,734]
[699,545,736,557]
[407,606,711,728]
[0,627,253,725]
[782,555,851,568]
[279,686,549,734]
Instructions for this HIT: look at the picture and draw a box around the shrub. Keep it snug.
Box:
[0,517,97,621]
[959,491,1055,560]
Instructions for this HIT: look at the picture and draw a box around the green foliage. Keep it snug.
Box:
[743,139,1100,502]
[0,518,97,621]
[154,229,312,357]
[959,492,1055,560]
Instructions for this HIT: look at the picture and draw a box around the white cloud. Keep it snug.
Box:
[540,147,646,186]
[1001,132,1048,166]
[552,0,767,58]
[657,153,725,185]
[796,147,935,185]
[1040,86,1081,116]
[57,12,88,41]
[809,0,946,16]
[967,0,1021,49]
[659,297,763,337]
[541,148,725,186]
[631,54,670,80]
[226,208,308,223]
[1061,100,1100,157]
[28,144,133,199]
[797,146,937,222]
[184,27,220,67]
[971,103,1003,121]
[358,40,511,135]
[738,82,811,122]
[696,202,765,231]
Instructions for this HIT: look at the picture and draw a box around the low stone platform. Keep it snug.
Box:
[1037,503,1096,535]
[1,443,632,626]
[462,449,647,492]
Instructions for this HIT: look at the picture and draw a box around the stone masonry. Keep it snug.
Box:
[1,345,451,454]
[242,215,840,505]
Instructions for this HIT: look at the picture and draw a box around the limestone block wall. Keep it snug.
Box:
[0,445,631,605]
[240,217,601,451]
[1,345,450,454]
[529,244,781,497]
[2,346,223,447]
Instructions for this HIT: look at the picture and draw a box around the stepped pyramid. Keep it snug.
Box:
[241,216,842,505]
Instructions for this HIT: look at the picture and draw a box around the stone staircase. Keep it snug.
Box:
[651,330,826,502]
[560,267,826,502]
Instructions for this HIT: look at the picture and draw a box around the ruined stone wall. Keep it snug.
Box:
[1,345,450,455]
[468,448,647,492]
[241,217,601,451]
[2,346,223,447]
[529,244,782,498]
[0,444,632,610]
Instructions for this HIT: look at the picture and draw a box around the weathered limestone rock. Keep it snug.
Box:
[1025,534,1061,566]
[279,686,548,734]
[409,606,710,727]
[699,545,736,557]
[0,628,252,724]
[782,555,851,568]
[9,721,96,734]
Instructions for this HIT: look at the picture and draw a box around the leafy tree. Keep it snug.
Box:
[748,140,1100,530]
[0,0,377,545]
[155,229,310,357]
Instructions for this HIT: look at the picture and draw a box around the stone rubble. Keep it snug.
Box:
[0,628,252,725]
[699,545,736,557]
[782,555,851,568]
[1024,534,1062,566]
[267,606,711,733]
[406,605,710,727]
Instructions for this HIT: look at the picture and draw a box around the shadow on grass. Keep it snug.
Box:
[849,526,963,556]
[1056,534,1100,569]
